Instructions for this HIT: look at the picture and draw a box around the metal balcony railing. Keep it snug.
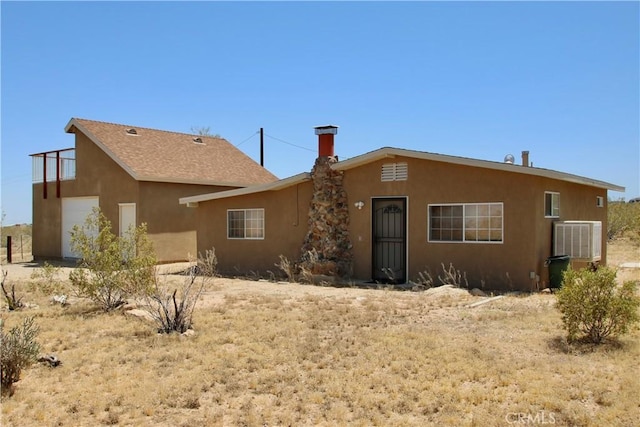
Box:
[30,148,76,198]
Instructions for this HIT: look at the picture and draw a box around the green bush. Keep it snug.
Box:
[607,201,640,242]
[29,262,66,295]
[1,316,40,395]
[556,267,640,344]
[69,208,157,311]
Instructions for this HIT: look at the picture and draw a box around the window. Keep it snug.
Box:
[227,209,264,239]
[381,162,408,182]
[545,192,560,218]
[429,203,503,243]
[596,196,604,208]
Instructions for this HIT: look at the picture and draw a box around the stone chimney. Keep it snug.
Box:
[314,125,338,158]
[521,151,530,167]
[300,125,353,278]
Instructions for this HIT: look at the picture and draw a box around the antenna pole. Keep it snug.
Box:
[260,127,264,167]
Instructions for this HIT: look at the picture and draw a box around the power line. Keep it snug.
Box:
[234,130,259,147]
[264,133,315,153]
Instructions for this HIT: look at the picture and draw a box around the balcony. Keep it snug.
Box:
[30,148,76,198]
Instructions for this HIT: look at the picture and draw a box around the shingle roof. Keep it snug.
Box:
[65,118,278,187]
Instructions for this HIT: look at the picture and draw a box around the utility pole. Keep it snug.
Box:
[260,127,264,167]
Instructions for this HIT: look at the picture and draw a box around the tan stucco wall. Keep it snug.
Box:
[193,155,609,291]
[33,131,237,262]
[138,182,232,262]
[32,133,138,259]
[343,157,607,290]
[195,183,313,275]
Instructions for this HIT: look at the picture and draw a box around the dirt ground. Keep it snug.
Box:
[2,242,639,426]
[2,237,638,302]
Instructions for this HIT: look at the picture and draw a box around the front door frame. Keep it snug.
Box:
[371,196,408,284]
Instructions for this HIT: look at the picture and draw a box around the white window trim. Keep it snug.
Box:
[544,192,560,218]
[227,208,265,240]
[596,196,604,208]
[428,202,504,244]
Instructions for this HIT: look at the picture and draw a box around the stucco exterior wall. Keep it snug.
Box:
[33,131,239,262]
[192,155,608,291]
[32,132,138,259]
[343,156,607,290]
[138,182,232,262]
[195,182,313,275]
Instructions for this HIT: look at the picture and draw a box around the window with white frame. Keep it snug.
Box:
[545,192,560,218]
[227,209,264,239]
[429,203,503,243]
[596,196,604,208]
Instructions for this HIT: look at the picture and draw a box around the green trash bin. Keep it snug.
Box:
[547,255,571,288]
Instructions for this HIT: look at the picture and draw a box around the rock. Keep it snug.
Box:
[51,294,68,306]
[38,354,62,367]
[469,288,487,297]
[540,288,552,294]
[181,329,196,337]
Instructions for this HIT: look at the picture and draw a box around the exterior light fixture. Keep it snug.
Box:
[354,201,365,210]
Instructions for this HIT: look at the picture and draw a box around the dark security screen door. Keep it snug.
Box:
[372,198,406,283]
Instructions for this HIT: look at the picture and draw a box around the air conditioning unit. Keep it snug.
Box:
[553,221,602,261]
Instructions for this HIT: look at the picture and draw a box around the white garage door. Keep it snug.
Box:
[62,197,99,258]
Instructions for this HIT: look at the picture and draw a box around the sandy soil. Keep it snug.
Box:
[2,237,637,308]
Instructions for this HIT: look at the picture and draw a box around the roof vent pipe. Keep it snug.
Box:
[314,125,338,158]
[522,150,530,167]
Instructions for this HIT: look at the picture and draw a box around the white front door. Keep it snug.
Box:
[61,197,99,258]
[119,203,136,237]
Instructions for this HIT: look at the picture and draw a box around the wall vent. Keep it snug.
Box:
[553,221,602,261]
[381,162,408,182]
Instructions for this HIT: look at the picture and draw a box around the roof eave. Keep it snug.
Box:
[180,172,311,205]
[332,147,624,192]
[137,176,262,187]
[65,118,140,180]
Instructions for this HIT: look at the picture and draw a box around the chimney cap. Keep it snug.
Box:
[314,125,338,135]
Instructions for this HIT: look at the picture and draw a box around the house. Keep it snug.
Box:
[30,118,277,262]
[180,126,624,291]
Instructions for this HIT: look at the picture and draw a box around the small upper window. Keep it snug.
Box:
[596,196,604,208]
[545,192,560,218]
[381,162,408,182]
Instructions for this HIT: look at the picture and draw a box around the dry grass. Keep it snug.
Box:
[1,240,639,426]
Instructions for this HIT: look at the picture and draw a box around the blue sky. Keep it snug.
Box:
[1,1,638,225]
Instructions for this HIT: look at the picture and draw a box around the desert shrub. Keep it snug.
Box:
[556,267,640,344]
[143,249,216,333]
[438,263,468,288]
[68,208,157,311]
[29,262,65,295]
[275,255,296,282]
[409,263,468,290]
[409,270,434,290]
[1,316,40,395]
[607,201,640,242]
[1,269,23,311]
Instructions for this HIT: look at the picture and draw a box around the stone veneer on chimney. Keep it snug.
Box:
[299,126,353,277]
